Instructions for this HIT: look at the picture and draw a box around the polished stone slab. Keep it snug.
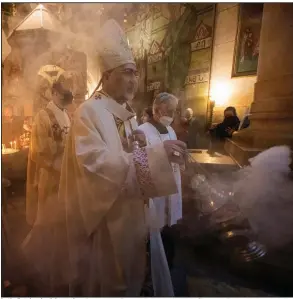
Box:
[189,149,236,165]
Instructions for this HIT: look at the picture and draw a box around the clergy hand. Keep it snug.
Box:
[163,140,187,165]
[129,129,147,148]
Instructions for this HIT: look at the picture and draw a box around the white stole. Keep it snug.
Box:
[46,101,71,129]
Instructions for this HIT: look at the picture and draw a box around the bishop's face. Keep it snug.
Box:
[104,63,139,104]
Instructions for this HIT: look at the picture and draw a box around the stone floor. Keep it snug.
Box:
[2,149,293,296]
[2,183,31,287]
[2,181,275,297]
[172,240,271,297]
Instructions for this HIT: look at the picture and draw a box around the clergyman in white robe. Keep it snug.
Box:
[139,121,182,229]
[58,91,179,296]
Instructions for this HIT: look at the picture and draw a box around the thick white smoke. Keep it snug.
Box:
[5,3,132,110]
[234,146,293,249]
[190,146,293,250]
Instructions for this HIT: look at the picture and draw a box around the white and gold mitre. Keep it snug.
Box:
[98,19,135,73]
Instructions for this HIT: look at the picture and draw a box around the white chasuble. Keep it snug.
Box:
[139,122,183,229]
[58,92,177,296]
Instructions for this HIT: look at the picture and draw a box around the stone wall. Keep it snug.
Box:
[3,4,259,124]
[124,3,259,126]
[210,4,257,123]
[125,4,216,126]
[2,4,89,117]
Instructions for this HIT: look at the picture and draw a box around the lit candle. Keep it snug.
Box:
[10,141,13,148]
[14,141,16,150]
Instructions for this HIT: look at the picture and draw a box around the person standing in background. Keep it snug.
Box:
[208,106,240,154]
[172,110,187,143]
[139,92,183,272]
[172,107,201,149]
[184,108,202,149]
[22,73,73,295]
[141,106,153,124]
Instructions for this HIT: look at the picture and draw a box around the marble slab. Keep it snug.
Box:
[189,149,236,166]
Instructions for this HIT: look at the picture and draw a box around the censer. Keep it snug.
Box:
[184,152,266,263]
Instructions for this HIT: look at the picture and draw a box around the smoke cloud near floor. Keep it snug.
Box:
[189,146,293,250]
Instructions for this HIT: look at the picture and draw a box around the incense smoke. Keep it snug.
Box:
[190,146,293,250]
[4,3,133,113]
[234,146,293,249]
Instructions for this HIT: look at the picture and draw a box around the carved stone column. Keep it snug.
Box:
[226,3,293,166]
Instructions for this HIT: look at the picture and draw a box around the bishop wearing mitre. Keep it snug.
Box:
[58,20,186,296]
[22,72,73,294]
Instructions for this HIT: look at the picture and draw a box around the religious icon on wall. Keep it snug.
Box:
[232,3,263,77]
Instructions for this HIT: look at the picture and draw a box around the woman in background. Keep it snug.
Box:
[208,106,240,154]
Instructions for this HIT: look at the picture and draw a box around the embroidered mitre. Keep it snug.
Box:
[98,19,135,72]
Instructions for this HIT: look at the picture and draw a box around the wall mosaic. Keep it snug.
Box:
[126,4,216,126]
